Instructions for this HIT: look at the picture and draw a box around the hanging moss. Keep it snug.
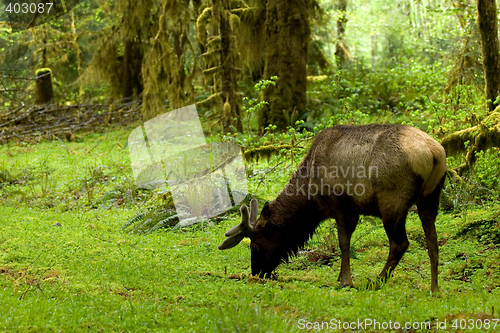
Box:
[196,7,212,45]
[223,101,231,119]
[195,0,251,132]
[229,13,241,30]
[80,36,123,99]
[141,1,198,119]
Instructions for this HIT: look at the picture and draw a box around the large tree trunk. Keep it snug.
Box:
[259,0,310,131]
[477,0,500,111]
[123,40,143,101]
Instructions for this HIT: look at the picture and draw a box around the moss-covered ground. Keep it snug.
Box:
[0,127,499,332]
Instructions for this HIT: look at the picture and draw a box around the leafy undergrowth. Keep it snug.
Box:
[0,128,499,332]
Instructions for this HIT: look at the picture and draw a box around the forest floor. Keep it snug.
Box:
[0,126,499,332]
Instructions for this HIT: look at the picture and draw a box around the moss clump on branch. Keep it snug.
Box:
[243,144,292,162]
[196,92,222,110]
[440,127,480,155]
[36,68,52,76]
[441,109,500,175]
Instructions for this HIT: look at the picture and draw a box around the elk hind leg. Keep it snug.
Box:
[416,176,445,292]
[336,212,359,287]
[378,211,410,283]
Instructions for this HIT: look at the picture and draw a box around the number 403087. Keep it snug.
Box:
[451,318,498,330]
[5,3,53,14]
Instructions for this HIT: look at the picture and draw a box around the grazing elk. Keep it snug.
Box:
[219,124,447,292]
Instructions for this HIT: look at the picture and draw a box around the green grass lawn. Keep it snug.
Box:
[0,127,499,332]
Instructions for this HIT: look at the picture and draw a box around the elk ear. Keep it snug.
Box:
[255,202,271,231]
[261,201,271,219]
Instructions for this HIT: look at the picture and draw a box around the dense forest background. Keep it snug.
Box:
[1,0,499,199]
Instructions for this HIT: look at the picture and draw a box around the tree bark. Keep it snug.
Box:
[477,0,500,111]
[123,40,134,100]
[123,40,143,101]
[259,0,310,131]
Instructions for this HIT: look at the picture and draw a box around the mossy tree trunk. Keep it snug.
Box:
[259,0,310,132]
[335,0,350,69]
[477,0,500,111]
[36,68,53,104]
[214,0,243,132]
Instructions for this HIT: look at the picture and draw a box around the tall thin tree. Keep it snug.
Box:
[335,0,350,69]
[477,0,500,111]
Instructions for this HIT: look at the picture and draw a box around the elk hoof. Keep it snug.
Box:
[365,278,384,290]
[338,281,354,289]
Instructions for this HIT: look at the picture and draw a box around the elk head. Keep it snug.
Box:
[218,199,282,279]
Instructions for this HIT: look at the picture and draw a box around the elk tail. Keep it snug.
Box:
[421,142,447,197]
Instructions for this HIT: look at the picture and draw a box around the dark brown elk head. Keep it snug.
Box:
[218,199,283,278]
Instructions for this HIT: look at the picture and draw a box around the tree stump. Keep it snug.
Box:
[36,68,53,104]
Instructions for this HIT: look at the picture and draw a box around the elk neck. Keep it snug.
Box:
[268,167,326,259]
